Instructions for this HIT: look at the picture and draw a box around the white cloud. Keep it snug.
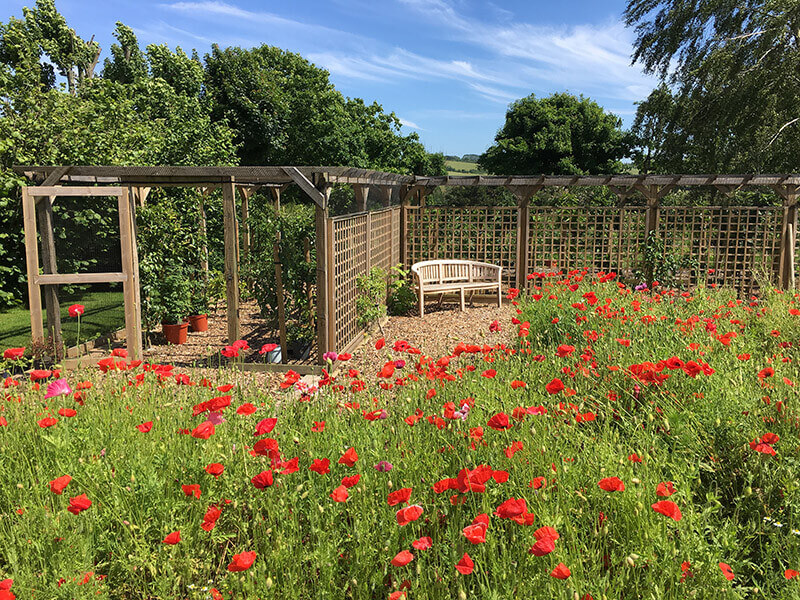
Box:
[399,117,423,130]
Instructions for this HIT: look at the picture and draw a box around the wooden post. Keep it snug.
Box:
[222,178,241,343]
[270,187,281,211]
[36,195,63,359]
[326,216,336,355]
[400,195,410,269]
[22,187,44,345]
[516,197,530,290]
[274,233,288,363]
[315,200,329,364]
[378,186,392,207]
[238,186,252,264]
[304,237,313,314]
[127,189,143,359]
[774,185,798,289]
[199,194,209,285]
[118,187,143,360]
[354,184,368,212]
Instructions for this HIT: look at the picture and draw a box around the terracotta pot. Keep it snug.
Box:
[161,322,189,345]
[188,314,208,332]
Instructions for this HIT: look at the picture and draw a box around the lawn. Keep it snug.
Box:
[0,273,799,599]
[445,159,487,176]
[0,288,124,350]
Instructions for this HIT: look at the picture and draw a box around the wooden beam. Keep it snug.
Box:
[127,190,143,359]
[35,272,127,285]
[515,195,531,289]
[283,167,326,207]
[21,187,44,345]
[353,184,369,212]
[507,183,543,203]
[118,188,142,360]
[222,179,240,343]
[274,235,288,363]
[270,187,281,211]
[28,186,123,197]
[36,196,63,359]
[238,186,252,264]
[40,166,71,187]
[315,187,333,363]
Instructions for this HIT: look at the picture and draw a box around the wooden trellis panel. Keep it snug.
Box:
[658,206,783,293]
[526,207,648,282]
[404,206,518,287]
[330,206,400,352]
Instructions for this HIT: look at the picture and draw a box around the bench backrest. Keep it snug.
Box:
[411,260,501,285]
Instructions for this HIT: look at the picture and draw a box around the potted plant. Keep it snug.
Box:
[286,321,314,360]
[158,272,191,345]
[187,278,209,332]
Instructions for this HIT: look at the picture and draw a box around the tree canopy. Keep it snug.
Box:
[625,0,800,173]
[478,93,628,175]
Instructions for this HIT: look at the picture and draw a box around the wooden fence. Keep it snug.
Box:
[325,201,794,355]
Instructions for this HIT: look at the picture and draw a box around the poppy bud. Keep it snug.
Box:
[318,504,324,513]
[574,593,581,600]
[388,480,393,489]
[631,478,641,485]
[300,491,309,499]
[602,524,609,535]
[296,484,304,493]
[663,418,670,431]
[351,578,357,586]
[636,502,644,511]
[266,577,273,588]
[744,486,753,496]
[648,413,654,422]
[715,418,721,427]
[626,556,635,567]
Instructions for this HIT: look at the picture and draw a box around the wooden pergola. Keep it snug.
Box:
[15,166,800,368]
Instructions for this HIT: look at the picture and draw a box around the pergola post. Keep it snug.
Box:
[774,184,798,289]
[36,195,63,359]
[21,187,44,345]
[238,186,254,264]
[222,178,241,343]
[118,187,143,360]
[354,184,368,212]
[508,183,541,290]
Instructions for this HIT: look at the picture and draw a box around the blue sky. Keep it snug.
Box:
[1,0,660,156]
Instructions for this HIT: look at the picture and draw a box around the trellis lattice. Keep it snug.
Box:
[331,207,400,352]
[405,206,518,287]
[657,206,783,293]
[526,207,647,281]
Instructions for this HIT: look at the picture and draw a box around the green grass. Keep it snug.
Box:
[1,278,800,599]
[0,288,124,350]
[445,159,487,176]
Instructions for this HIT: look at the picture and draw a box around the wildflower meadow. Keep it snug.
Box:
[2,271,800,599]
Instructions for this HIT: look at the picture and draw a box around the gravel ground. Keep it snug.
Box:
[344,300,516,380]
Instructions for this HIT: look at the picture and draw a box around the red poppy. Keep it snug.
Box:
[251,471,274,489]
[191,421,215,439]
[236,403,257,415]
[205,463,224,478]
[487,412,511,430]
[37,417,58,428]
[597,477,625,492]
[68,304,85,317]
[412,536,432,550]
[482,369,496,378]
[375,338,386,350]
[550,563,571,579]
[396,505,423,526]
[462,523,487,544]
[312,421,326,432]
[391,550,414,566]
[338,447,359,466]
[545,378,565,394]
[719,562,734,581]
[2,348,24,361]
[279,457,299,474]
[67,494,92,515]
[201,505,222,531]
[455,552,474,575]
[387,488,412,506]
[504,441,524,458]
[494,498,527,519]
[49,475,71,495]
[30,369,52,381]
[785,569,799,580]
[309,458,331,474]
[162,531,181,545]
[253,438,279,457]
[651,500,682,521]
[378,362,396,378]
[341,474,360,488]
[137,421,153,433]
[556,344,575,357]
[330,485,349,502]
[656,481,676,497]
[529,535,555,556]
[227,550,257,572]
[254,418,277,436]
[182,484,201,498]
[57,408,77,417]
[533,526,560,542]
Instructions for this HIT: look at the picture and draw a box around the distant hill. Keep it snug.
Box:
[445,159,488,176]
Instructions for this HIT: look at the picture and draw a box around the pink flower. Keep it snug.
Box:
[44,379,72,400]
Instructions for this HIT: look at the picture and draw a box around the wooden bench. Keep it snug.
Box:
[411,260,502,317]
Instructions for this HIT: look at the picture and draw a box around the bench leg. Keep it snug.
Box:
[468,290,475,307]
[497,285,502,307]
[460,288,465,311]
[419,291,424,318]
[437,293,445,308]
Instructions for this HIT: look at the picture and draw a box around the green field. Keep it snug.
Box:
[445,159,487,176]
[0,288,124,350]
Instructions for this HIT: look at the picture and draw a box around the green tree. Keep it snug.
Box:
[479,93,628,175]
[102,22,146,84]
[624,0,800,172]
